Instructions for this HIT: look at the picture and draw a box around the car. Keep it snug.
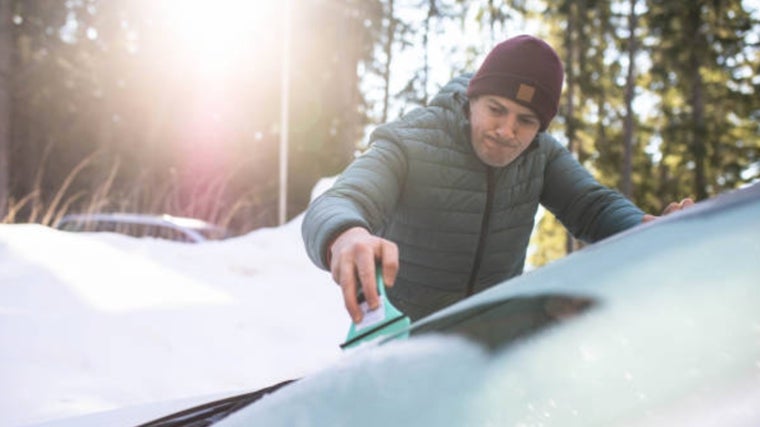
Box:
[55,213,228,243]
[38,182,760,426]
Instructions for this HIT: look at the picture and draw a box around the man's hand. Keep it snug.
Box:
[328,227,399,324]
[642,198,695,223]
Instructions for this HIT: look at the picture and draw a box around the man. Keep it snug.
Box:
[302,35,692,323]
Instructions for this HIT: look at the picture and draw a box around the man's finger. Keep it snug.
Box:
[380,240,399,287]
[662,201,680,215]
[642,214,658,223]
[356,249,379,311]
[338,260,362,323]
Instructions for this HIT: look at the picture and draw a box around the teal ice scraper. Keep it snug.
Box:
[340,269,411,349]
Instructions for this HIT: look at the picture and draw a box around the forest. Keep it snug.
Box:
[0,0,758,265]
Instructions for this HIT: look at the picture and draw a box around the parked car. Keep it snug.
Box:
[55,213,228,243]
[40,182,760,426]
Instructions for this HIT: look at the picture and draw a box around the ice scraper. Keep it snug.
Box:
[340,269,410,349]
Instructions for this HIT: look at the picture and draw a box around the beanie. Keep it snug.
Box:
[467,35,564,131]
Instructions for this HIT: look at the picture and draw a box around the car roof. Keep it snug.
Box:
[56,213,226,243]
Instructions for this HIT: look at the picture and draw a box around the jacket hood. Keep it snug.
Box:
[428,73,472,114]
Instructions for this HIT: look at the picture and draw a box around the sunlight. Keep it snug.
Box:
[145,0,284,181]
[159,0,279,79]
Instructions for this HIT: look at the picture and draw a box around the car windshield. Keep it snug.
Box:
[408,294,597,352]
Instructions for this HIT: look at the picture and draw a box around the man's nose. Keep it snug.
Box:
[495,114,517,139]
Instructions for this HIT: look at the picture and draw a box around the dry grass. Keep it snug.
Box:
[3,151,99,226]
[1,150,280,236]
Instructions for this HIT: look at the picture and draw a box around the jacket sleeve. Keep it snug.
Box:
[539,137,644,243]
[301,128,408,270]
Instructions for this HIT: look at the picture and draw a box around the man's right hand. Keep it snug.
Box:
[328,227,399,324]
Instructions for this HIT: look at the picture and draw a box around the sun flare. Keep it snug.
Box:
[159,0,280,78]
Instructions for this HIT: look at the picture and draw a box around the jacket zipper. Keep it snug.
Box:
[466,167,495,297]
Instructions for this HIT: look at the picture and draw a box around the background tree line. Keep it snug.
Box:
[0,0,758,264]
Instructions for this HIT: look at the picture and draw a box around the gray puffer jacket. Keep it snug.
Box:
[302,74,644,320]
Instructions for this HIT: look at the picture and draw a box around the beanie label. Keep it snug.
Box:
[516,84,536,103]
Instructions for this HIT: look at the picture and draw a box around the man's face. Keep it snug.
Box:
[469,95,541,167]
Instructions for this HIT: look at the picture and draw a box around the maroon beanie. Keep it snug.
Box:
[467,35,564,131]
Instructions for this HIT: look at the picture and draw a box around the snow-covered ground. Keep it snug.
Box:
[0,180,350,427]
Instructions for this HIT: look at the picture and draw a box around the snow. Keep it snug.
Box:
[219,335,490,427]
[0,179,350,427]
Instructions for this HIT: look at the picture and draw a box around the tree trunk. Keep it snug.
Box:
[421,0,437,106]
[380,0,396,123]
[0,0,13,218]
[687,4,708,201]
[622,0,638,198]
[564,1,578,255]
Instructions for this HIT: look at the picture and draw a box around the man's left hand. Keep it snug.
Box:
[642,198,695,223]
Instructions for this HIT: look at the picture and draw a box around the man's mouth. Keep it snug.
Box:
[487,136,518,148]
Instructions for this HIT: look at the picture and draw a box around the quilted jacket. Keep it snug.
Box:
[302,74,644,320]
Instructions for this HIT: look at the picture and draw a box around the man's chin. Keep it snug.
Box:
[479,155,516,168]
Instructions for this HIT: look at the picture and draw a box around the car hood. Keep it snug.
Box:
[29,391,241,427]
